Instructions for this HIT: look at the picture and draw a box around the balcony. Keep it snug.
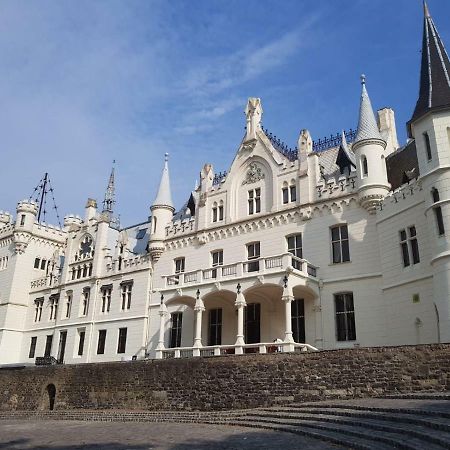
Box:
[30,275,59,292]
[162,253,318,289]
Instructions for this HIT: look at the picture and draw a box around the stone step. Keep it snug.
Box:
[243,410,450,448]
[221,415,442,450]
[260,406,450,432]
[289,403,450,419]
[381,394,450,401]
[211,419,393,450]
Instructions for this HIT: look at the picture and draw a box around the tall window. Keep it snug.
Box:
[291,299,305,343]
[121,282,132,310]
[29,336,37,359]
[101,286,112,313]
[208,308,222,346]
[211,250,223,278]
[34,298,44,322]
[287,234,303,270]
[82,288,90,316]
[331,225,350,263]
[174,257,185,274]
[399,226,420,267]
[78,329,85,356]
[169,312,183,348]
[49,295,59,321]
[212,201,224,223]
[20,214,25,226]
[97,330,107,354]
[248,188,261,215]
[117,328,128,354]
[65,292,72,318]
[362,156,368,177]
[44,335,53,357]
[246,242,260,272]
[335,293,356,341]
[424,131,432,161]
[432,188,445,236]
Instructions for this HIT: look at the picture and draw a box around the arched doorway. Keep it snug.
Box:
[46,384,56,410]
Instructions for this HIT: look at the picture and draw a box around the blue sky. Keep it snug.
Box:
[0,0,449,226]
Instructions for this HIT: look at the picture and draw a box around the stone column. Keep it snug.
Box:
[155,300,168,359]
[282,280,295,352]
[193,293,205,357]
[235,283,246,354]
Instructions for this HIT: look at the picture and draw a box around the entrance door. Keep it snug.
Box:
[57,331,67,363]
[245,303,261,344]
[292,299,305,343]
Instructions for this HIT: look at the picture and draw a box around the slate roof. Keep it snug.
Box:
[409,2,450,133]
[385,140,419,190]
[153,153,174,209]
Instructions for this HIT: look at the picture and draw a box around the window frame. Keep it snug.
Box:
[334,292,356,342]
[208,308,222,346]
[248,188,261,215]
[330,224,350,264]
[169,312,183,348]
[97,329,107,355]
[29,336,37,359]
[287,234,303,270]
[117,327,127,354]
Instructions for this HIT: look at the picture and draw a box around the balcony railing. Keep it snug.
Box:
[30,275,60,291]
[162,253,318,288]
[159,342,318,360]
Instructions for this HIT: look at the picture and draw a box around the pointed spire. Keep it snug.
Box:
[102,161,120,229]
[102,161,115,214]
[336,130,356,172]
[354,75,384,144]
[153,153,174,209]
[409,2,450,128]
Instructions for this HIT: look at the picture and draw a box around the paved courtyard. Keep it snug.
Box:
[0,420,339,450]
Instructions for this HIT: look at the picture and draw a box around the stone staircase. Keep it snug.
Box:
[3,397,450,449]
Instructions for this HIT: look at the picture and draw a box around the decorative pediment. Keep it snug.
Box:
[242,163,265,185]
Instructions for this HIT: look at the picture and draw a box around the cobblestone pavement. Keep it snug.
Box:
[0,420,340,449]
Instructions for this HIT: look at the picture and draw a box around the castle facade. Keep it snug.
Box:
[1,4,449,365]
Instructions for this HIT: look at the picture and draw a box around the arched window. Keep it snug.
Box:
[290,179,297,202]
[362,156,368,177]
[218,200,224,221]
[432,188,445,236]
[212,202,218,222]
[282,182,289,204]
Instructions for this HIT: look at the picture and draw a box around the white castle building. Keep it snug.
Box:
[1,4,450,365]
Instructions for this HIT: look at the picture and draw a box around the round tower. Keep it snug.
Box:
[13,200,38,254]
[149,153,175,262]
[352,75,390,213]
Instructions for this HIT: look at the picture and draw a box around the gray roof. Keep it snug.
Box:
[408,2,450,134]
[354,76,384,144]
[153,153,174,208]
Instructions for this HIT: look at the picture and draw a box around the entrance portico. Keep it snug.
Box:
[154,253,320,358]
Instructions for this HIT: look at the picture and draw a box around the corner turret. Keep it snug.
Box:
[352,75,390,213]
[149,153,175,262]
[13,200,38,254]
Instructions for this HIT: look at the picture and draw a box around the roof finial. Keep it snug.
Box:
[102,162,120,229]
[164,152,169,163]
[360,74,366,85]
[423,1,430,18]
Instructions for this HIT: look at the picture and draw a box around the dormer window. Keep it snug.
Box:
[248,188,261,215]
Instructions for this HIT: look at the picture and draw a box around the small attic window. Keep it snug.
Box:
[136,229,146,240]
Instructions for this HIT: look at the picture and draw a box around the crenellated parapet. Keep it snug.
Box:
[106,254,151,274]
[316,174,357,199]
[64,214,83,230]
[377,179,423,218]
[165,217,196,239]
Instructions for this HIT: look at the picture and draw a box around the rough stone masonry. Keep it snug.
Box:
[1,344,449,412]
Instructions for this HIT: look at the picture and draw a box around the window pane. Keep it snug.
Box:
[401,242,410,267]
[332,242,341,263]
[408,226,416,238]
[331,227,340,242]
[340,225,348,240]
[410,239,420,264]
[336,314,347,341]
[282,188,289,204]
[344,293,354,312]
[335,295,345,313]
[248,201,253,215]
[342,240,350,262]
[346,312,356,340]
[255,198,261,213]
[290,185,297,202]
[287,236,294,250]
[399,229,407,241]
[436,207,445,235]
[255,188,260,196]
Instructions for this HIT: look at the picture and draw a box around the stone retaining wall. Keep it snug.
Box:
[1,344,450,411]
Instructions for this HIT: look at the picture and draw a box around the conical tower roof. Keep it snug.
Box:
[153,153,174,209]
[409,2,450,131]
[354,75,384,145]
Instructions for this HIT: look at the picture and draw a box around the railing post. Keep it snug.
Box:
[174,349,181,358]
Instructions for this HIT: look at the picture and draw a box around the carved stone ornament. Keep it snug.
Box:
[241,139,257,153]
[242,162,265,185]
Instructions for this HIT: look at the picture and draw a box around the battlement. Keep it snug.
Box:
[16,200,38,214]
[165,217,196,239]
[106,254,151,274]
[0,211,12,225]
[316,174,357,199]
[64,215,83,228]
[378,180,423,217]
